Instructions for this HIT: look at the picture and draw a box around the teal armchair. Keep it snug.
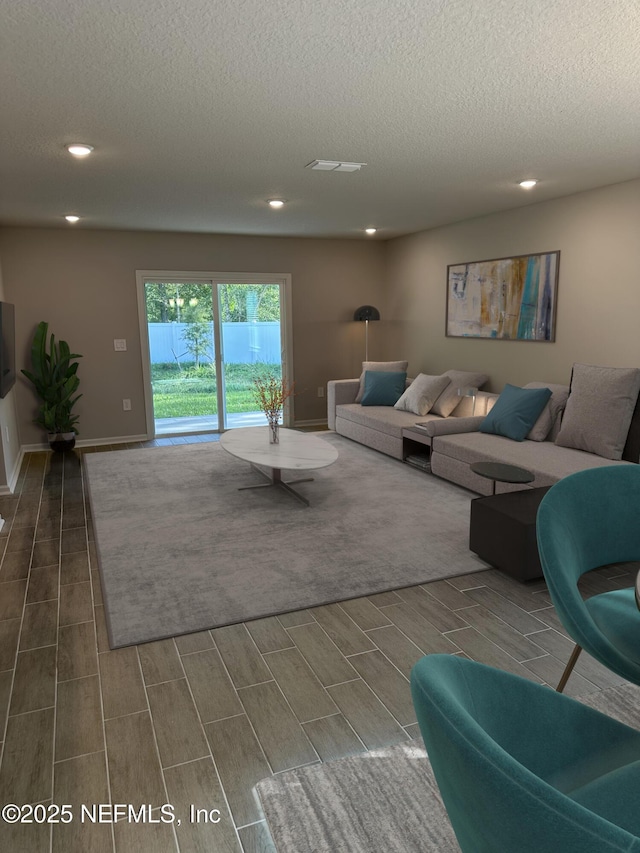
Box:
[411,654,640,852]
[536,465,640,691]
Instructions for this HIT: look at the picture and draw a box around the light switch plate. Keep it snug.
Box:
[114,339,127,351]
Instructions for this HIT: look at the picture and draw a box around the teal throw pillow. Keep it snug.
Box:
[361,371,407,406]
[480,384,552,441]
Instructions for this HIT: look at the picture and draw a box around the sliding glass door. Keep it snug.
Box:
[137,272,292,437]
[218,282,283,428]
[142,280,217,434]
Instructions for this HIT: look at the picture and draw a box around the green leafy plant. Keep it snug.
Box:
[180,313,213,370]
[21,321,82,435]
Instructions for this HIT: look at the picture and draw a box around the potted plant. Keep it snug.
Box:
[21,321,82,452]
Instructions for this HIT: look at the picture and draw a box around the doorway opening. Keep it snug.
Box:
[136,272,293,437]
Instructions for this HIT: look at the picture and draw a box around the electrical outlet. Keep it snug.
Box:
[122,399,131,411]
[317,386,325,397]
[114,339,127,351]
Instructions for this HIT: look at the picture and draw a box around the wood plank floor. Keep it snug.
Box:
[0,437,633,852]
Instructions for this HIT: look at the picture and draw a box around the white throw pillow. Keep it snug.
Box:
[430,369,489,417]
[394,374,452,416]
[524,382,570,441]
[355,361,409,403]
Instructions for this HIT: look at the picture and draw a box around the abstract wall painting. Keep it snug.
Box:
[446,251,560,341]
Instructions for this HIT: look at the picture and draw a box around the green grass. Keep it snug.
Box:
[151,362,281,418]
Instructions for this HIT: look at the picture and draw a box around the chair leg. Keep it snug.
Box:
[556,644,582,693]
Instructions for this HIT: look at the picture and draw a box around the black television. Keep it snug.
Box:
[0,302,16,398]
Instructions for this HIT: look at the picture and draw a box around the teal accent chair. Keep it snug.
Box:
[411,654,640,853]
[536,465,640,691]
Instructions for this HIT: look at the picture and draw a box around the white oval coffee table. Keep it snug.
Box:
[220,427,338,507]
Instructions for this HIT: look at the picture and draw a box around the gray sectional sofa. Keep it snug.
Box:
[329,367,640,495]
[427,415,633,495]
[426,367,640,494]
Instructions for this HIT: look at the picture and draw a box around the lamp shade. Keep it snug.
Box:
[353,305,380,322]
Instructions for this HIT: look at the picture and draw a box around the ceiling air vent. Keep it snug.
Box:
[306,160,366,172]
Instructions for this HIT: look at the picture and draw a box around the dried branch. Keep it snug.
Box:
[252,374,296,420]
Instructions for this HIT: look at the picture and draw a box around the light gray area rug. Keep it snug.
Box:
[255,682,640,853]
[84,433,485,648]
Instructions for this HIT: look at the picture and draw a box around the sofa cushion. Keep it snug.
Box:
[480,384,552,442]
[361,371,407,406]
[431,369,490,417]
[524,382,570,441]
[555,364,640,460]
[355,361,409,403]
[336,403,438,440]
[432,432,631,487]
[394,373,451,416]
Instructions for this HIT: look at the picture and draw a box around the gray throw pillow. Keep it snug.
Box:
[430,369,489,417]
[355,360,409,403]
[394,374,452,416]
[524,382,570,441]
[555,364,640,460]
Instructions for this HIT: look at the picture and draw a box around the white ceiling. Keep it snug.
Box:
[1,0,639,239]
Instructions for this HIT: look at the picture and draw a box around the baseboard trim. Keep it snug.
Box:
[20,434,151,454]
[295,418,328,428]
[8,446,25,493]
[0,446,26,495]
[76,434,150,448]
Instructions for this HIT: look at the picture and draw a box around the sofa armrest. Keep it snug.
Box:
[327,379,360,430]
[422,415,486,437]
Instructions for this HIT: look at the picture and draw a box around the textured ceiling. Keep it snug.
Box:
[1,0,639,239]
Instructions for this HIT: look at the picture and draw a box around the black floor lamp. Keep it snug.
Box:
[353,305,380,361]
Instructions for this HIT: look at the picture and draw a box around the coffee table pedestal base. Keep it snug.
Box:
[238,464,313,507]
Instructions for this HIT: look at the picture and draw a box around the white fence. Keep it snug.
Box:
[148,322,281,365]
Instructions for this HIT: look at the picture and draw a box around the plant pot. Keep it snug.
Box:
[48,432,76,453]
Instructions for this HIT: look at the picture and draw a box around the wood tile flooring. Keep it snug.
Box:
[0,437,633,852]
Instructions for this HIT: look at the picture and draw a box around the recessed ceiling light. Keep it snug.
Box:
[518,179,538,189]
[65,215,80,223]
[66,144,94,157]
[267,199,285,208]
[365,228,377,235]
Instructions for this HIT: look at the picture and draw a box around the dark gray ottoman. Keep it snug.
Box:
[469,487,551,582]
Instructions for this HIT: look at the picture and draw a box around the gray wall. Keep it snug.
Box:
[0,229,386,446]
[385,178,640,391]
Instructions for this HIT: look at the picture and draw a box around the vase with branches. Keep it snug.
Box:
[252,372,296,443]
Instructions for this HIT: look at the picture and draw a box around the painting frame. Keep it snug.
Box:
[446,250,560,341]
